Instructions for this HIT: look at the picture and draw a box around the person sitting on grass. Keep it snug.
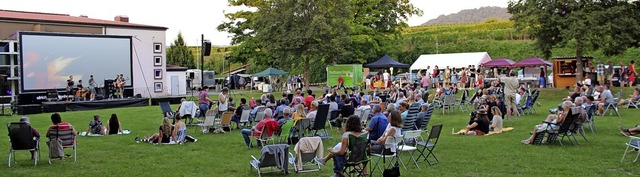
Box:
[19,117,40,160]
[241,108,278,148]
[143,117,175,144]
[521,101,573,144]
[173,114,187,143]
[107,114,122,135]
[490,106,503,132]
[458,109,490,135]
[315,115,368,176]
[85,114,106,136]
[618,88,640,108]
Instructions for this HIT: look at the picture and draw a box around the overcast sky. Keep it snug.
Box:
[3,0,510,46]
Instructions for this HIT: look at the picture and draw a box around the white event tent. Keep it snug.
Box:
[410,52,492,71]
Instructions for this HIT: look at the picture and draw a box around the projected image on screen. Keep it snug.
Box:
[19,32,132,91]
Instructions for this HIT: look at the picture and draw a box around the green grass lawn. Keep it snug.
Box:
[2,88,640,176]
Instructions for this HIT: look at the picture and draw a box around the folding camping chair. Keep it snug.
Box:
[328,110,339,129]
[361,108,371,125]
[159,101,175,118]
[342,133,370,177]
[178,101,198,125]
[289,137,323,173]
[311,104,330,139]
[418,104,434,131]
[583,104,597,133]
[47,124,77,164]
[253,125,276,147]
[602,89,623,117]
[456,90,470,112]
[534,108,580,147]
[215,112,233,131]
[628,98,640,109]
[199,110,216,134]
[402,103,420,132]
[441,94,456,115]
[254,111,266,124]
[294,118,312,139]
[250,144,289,177]
[397,130,422,169]
[621,136,640,162]
[7,122,40,167]
[278,119,294,144]
[239,109,251,128]
[417,124,442,166]
[371,136,402,175]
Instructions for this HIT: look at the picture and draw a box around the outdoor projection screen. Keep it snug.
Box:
[19,32,132,92]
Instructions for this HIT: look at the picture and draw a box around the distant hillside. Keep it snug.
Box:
[421,6,511,26]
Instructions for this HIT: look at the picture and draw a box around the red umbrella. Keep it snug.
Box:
[514,57,552,67]
[481,58,516,68]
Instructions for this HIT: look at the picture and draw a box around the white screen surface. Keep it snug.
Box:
[20,32,132,91]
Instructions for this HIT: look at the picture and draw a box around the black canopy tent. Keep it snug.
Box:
[364,54,410,68]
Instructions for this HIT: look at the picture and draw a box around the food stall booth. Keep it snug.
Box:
[552,56,594,88]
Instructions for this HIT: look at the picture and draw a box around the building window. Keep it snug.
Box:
[154,56,162,66]
[153,43,162,53]
[154,69,162,80]
[0,42,8,52]
[154,82,163,92]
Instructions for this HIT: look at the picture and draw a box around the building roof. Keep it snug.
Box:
[0,9,167,30]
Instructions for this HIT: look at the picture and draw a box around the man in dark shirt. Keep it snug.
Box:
[232,98,250,128]
[335,96,355,130]
[337,94,347,110]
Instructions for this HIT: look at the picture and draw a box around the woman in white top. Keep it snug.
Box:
[373,110,402,154]
[490,106,503,132]
[218,88,229,114]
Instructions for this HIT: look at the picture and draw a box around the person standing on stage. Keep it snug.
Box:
[383,70,390,89]
[66,75,74,102]
[198,86,213,118]
[119,74,125,98]
[89,75,96,101]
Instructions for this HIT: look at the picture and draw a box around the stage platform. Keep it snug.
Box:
[16,96,186,115]
[42,98,149,112]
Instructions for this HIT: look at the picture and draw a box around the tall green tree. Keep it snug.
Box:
[345,0,422,64]
[253,0,351,89]
[218,0,421,84]
[166,33,196,69]
[508,0,640,81]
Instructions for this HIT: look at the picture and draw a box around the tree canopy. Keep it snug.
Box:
[166,33,196,69]
[508,0,640,81]
[218,0,421,84]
